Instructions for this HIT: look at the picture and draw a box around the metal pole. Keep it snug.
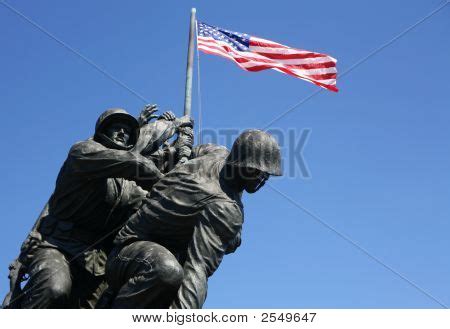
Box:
[184,8,196,116]
[177,8,196,165]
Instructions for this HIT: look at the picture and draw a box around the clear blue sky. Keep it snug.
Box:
[1,0,449,308]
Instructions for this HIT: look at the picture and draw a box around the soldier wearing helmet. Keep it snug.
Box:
[10,106,188,309]
[100,129,282,309]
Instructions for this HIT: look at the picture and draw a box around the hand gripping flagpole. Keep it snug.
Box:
[178,8,196,164]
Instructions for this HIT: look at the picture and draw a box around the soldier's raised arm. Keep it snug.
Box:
[68,140,163,182]
[134,103,194,157]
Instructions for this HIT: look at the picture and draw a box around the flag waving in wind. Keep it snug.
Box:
[197,22,338,92]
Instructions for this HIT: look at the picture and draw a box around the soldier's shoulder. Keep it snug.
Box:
[191,144,229,159]
[69,138,105,155]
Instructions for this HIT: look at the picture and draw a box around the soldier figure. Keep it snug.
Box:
[102,130,282,308]
[3,106,193,308]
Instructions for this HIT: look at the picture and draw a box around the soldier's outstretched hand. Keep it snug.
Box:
[158,111,176,121]
[138,104,159,126]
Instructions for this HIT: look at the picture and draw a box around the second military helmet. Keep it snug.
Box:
[226,129,282,176]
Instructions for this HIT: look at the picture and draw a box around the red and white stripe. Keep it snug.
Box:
[197,35,338,92]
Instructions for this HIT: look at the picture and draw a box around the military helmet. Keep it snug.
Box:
[94,108,139,146]
[226,129,282,176]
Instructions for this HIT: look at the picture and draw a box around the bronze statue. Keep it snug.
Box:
[3,105,282,309]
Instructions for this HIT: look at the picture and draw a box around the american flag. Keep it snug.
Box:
[197,21,338,92]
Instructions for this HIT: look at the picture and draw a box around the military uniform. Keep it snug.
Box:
[105,144,244,308]
[103,130,282,309]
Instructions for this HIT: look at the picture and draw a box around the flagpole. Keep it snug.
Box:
[178,8,196,165]
[184,7,196,116]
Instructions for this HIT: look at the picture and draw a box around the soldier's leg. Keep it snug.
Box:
[106,241,184,308]
[67,266,108,309]
[20,247,72,308]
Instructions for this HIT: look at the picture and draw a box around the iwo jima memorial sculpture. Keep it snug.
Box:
[3,8,337,309]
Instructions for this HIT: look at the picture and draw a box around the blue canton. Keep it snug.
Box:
[197,22,250,51]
